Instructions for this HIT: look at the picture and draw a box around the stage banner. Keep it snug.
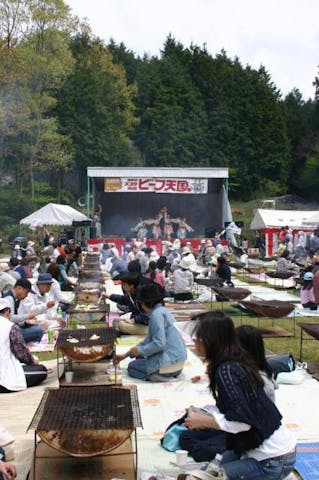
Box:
[104,177,208,194]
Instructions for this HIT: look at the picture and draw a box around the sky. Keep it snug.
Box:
[65,0,319,100]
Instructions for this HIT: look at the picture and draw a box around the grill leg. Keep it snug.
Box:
[299,328,304,361]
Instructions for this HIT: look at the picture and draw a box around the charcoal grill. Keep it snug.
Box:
[79,270,102,280]
[240,300,295,318]
[56,327,117,362]
[28,386,142,478]
[77,280,100,289]
[212,286,251,302]
[244,266,264,274]
[265,271,295,279]
[194,277,223,287]
[67,302,110,324]
[83,255,100,265]
[74,286,103,303]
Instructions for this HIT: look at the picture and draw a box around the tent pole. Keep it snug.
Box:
[86,175,91,240]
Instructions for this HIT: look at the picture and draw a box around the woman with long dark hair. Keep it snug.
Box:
[180,324,277,461]
[184,311,296,480]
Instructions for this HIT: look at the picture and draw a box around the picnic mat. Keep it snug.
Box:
[295,442,319,480]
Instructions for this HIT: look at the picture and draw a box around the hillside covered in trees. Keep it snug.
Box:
[1,0,319,233]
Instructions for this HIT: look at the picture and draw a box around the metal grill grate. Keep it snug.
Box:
[56,327,117,348]
[28,386,143,432]
[68,303,110,314]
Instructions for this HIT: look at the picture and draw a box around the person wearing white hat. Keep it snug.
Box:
[172,256,194,302]
[2,279,43,344]
[0,264,16,295]
[0,298,47,393]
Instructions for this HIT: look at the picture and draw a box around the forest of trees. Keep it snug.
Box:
[1,0,319,232]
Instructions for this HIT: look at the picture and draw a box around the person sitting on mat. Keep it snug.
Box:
[103,273,151,335]
[182,311,296,480]
[113,283,187,382]
[0,298,47,393]
[300,271,317,310]
[179,324,277,462]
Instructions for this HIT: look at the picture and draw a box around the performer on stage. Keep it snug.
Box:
[176,219,194,240]
[131,218,149,239]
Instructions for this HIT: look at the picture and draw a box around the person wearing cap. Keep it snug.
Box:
[0,264,16,295]
[2,279,43,344]
[0,298,47,393]
[114,283,187,382]
[172,257,194,302]
[17,274,55,335]
[300,271,317,310]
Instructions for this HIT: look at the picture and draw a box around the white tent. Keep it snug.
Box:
[20,203,88,226]
[250,209,319,230]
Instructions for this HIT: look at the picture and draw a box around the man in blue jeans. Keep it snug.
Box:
[2,279,43,343]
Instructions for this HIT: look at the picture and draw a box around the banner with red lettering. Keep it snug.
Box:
[104,177,208,194]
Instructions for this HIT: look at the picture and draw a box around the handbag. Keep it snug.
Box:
[160,413,188,452]
[267,353,295,378]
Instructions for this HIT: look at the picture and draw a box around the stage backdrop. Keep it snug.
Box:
[93,178,224,237]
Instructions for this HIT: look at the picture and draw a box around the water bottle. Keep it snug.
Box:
[57,306,63,318]
[206,453,226,478]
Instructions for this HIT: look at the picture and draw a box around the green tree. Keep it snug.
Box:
[0,0,76,200]
[132,36,209,167]
[56,34,137,190]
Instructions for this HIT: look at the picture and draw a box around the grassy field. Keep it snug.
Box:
[208,301,319,363]
[36,305,319,364]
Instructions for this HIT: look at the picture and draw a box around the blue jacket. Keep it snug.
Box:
[137,304,187,375]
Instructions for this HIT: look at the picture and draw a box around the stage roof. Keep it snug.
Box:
[87,167,228,179]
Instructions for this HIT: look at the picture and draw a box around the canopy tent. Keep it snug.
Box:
[250,209,319,230]
[20,203,88,227]
[250,209,319,257]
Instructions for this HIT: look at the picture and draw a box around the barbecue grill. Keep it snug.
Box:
[265,271,295,279]
[212,286,251,302]
[194,277,223,287]
[74,286,103,303]
[240,299,295,318]
[244,266,264,274]
[77,280,100,289]
[28,386,142,479]
[56,327,117,361]
[83,256,100,265]
[79,270,102,280]
[67,302,110,324]
[56,327,119,385]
